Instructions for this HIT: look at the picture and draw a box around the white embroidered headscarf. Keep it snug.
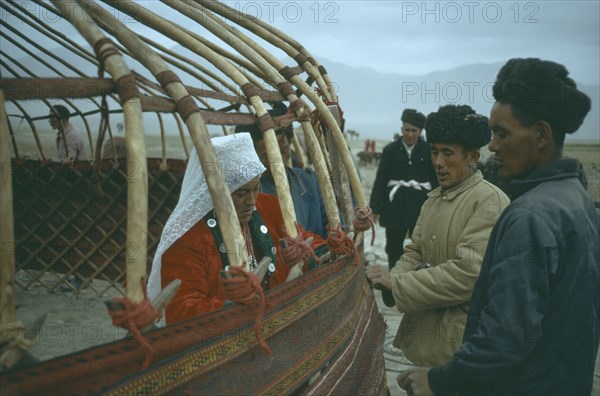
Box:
[147,133,265,311]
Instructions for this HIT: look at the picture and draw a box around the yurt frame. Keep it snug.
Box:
[0,1,384,393]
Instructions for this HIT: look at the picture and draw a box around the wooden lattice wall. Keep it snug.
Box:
[12,159,185,296]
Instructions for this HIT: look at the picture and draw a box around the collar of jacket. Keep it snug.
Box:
[394,137,426,152]
[204,209,276,270]
[55,123,74,138]
[427,170,483,201]
[509,158,580,199]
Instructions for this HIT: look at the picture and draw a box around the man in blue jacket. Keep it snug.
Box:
[399,58,600,395]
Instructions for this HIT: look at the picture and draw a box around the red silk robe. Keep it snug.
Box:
[162,193,325,324]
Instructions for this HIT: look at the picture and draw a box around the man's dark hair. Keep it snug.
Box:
[425,104,491,151]
[492,58,591,149]
[234,102,292,143]
[50,104,71,120]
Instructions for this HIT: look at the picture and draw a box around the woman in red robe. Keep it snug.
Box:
[148,133,326,325]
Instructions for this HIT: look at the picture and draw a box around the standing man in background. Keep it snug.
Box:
[49,104,87,163]
[369,108,437,306]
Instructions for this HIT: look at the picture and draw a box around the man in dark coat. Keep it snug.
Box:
[398,58,600,396]
[370,108,437,306]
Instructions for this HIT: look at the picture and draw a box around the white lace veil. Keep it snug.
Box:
[147,133,265,311]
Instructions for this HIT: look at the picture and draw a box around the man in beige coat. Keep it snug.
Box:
[366,104,509,367]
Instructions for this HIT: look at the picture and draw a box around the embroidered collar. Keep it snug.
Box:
[204,210,277,286]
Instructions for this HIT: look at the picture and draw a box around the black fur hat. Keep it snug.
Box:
[401,108,426,129]
[493,58,591,140]
[425,105,491,149]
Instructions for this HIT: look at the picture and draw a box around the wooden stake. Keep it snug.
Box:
[0,89,16,325]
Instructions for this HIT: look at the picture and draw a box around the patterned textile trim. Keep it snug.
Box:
[262,280,372,395]
[306,281,386,396]
[105,261,358,395]
[0,258,351,396]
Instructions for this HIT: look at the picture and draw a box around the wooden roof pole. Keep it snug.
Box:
[199,0,332,101]
[104,0,299,244]
[52,0,147,303]
[172,0,328,235]
[87,0,251,268]
[168,0,341,229]
[5,0,97,64]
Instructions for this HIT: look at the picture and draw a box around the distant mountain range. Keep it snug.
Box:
[6,46,599,142]
[315,58,599,142]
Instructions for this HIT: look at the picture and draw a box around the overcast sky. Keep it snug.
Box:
[124,0,600,84]
[258,0,600,84]
[3,1,598,85]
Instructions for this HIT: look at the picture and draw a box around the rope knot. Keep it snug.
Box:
[281,227,318,267]
[222,266,271,354]
[353,206,376,246]
[327,225,359,266]
[108,282,161,370]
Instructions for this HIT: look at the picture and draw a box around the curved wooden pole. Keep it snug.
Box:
[290,133,306,169]
[86,0,261,269]
[181,0,337,234]
[174,114,189,160]
[9,100,45,161]
[192,7,354,208]
[53,0,147,303]
[325,105,355,228]
[198,0,332,101]
[5,114,19,159]
[167,0,342,229]
[104,0,300,242]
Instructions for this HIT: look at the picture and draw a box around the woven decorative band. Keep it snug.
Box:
[257,113,275,133]
[240,83,260,98]
[176,95,200,121]
[318,65,328,75]
[276,82,296,98]
[93,38,121,65]
[307,57,317,66]
[115,73,140,104]
[293,53,309,65]
[279,66,298,81]
[156,70,182,88]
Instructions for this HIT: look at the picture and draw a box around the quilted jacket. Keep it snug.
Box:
[391,171,509,366]
[429,159,600,395]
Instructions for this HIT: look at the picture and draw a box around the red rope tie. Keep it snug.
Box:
[281,229,318,266]
[327,224,359,266]
[353,206,376,246]
[323,99,344,126]
[108,285,161,370]
[222,266,271,354]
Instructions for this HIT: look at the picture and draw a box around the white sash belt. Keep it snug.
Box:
[387,179,432,202]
